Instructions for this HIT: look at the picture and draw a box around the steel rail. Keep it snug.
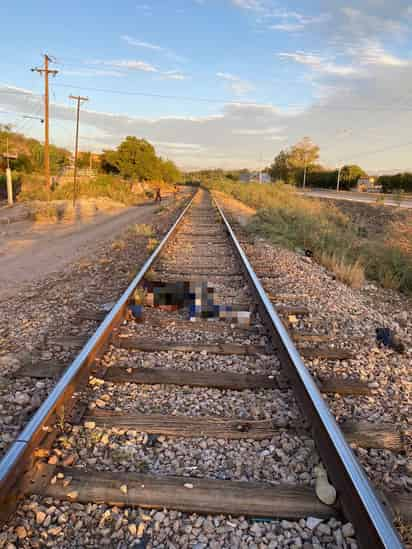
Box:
[0,191,197,522]
[213,196,402,549]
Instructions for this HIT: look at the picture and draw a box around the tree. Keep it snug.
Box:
[269,138,320,185]
[76,151,92,169]
[101,137,163,180]
[101,149,120,174]
[159,159,180,184]
[288,137,319,187]
[339,165,367,189]
[115,137,161,180]
[288,137,320,170]
[49,145,71,174]
[268,150,292,183]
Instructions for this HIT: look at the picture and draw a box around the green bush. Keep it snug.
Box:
[18,175,145,205]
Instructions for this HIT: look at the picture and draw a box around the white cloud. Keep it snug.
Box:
[347,40,409,67]
[96,59,158,72]
[121,34,187,64]
[340,6,406,37]
[278,52,357,76]
[231,0,264,10]
[216,72,255,96]
[270,23,304,32]
[161,70,187,81]
[2,42,412,174]
[153,141,206,152]
[266,8,329,31]
[233,126,284,135]
[121,35,163,51]
[216,72,238,81]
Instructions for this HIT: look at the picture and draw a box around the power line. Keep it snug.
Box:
[51,82,412,112]
[3,82,412,112]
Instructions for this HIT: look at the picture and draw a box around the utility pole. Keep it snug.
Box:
[336,166,342,192]
[69,95,89,206]
[2,136,17,206]
[31,55,58,191]
[5,138,13,205]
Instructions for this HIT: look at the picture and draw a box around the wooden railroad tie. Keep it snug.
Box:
[104,366,373,397]
[277,306,310,316]
[26,464,412,522]
[83,412,287,439]
[113,338,268,356]
[147,318,258,333]
[151,270,243,278]
[82,410,409,452]
[74,313,257,331]
[25,463,337,519]
[114,337,355,361]
[299,348,355,361]
[16,362,373,398]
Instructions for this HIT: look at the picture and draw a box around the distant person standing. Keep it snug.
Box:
[155,187,162,202]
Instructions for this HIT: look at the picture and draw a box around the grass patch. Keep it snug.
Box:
[146,238,159,252]
[18,174,174,205]
[319,253,365,288]
[111,239,126,251]
[207,180,412,294]
[133,223,154,237]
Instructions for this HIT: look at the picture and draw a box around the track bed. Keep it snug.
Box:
[0,190,408,548]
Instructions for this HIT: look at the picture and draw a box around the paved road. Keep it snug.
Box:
[301,189,412,209]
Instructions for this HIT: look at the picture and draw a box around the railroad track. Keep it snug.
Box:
[0,189,408,547]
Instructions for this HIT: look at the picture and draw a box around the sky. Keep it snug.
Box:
[1,0,412,171]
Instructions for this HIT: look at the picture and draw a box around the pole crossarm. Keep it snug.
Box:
[69,95,89,102]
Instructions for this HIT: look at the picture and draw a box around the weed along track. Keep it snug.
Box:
[0,189,409,548]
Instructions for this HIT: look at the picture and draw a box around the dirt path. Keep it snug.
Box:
[0,201,166,299]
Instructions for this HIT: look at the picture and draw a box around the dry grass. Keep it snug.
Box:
[77,259,93,271]
[133,223,154,237]
[111,239,126,251]
[319,253,365,289]
[389,220,412,255]
[28,198,125,224]
[29,203,65,223]
[207,180,412,294]
[146,238,159,252]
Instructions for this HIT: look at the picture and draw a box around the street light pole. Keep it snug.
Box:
[337,166,342,192]
[303,161,307,189]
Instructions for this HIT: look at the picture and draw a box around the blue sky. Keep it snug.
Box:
[1,0,412,171]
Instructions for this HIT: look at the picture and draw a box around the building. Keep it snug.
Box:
[357,176,382,192]
[240,171,271,183]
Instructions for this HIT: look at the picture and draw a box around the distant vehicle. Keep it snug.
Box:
[357,176,382,193]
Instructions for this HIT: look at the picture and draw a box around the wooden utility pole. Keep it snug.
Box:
[31,55,58,191]
[69,95,89,206]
